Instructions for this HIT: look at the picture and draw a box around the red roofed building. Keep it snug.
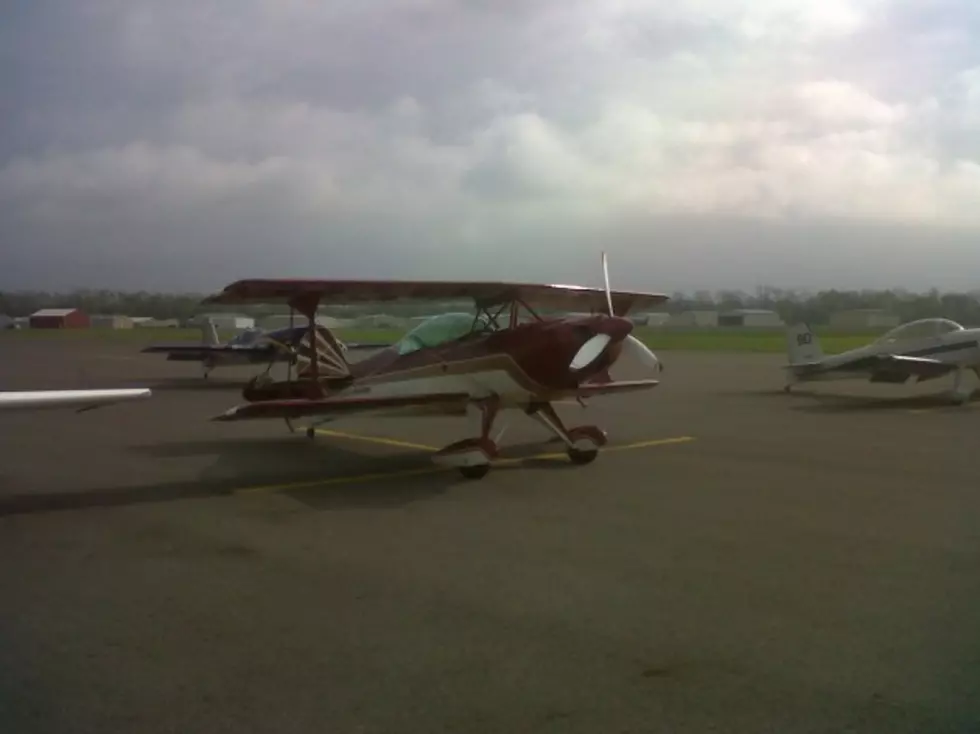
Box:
[29,308,90,329]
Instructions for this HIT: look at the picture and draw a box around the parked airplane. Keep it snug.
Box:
[142,318,383,378]
[205,253,667,478]
[0,388,152,412]
[784,318,980,403]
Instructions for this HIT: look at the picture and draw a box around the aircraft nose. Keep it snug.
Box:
[594,316,634,340]
[567,316,634,374]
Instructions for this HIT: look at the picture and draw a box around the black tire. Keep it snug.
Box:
[459,464,491,479]
[567,447,598,465]
[306,426,316,440]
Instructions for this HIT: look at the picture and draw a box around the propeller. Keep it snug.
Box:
[569,251,663,374]
[601,250,614,317]
[601,250,663,374]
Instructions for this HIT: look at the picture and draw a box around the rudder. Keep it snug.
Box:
[202,318,220,346]
[786,322,822,365]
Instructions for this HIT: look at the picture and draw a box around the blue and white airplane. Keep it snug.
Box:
[142,318,386,378]
[784,318,980,404]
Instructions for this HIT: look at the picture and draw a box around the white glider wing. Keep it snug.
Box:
[0,388,152,412]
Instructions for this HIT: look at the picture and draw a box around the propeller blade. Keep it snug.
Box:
[601,251,614,316]
[622,334,663,372]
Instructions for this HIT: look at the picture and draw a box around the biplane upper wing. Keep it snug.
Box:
[212,391,473,422]
[202,278,669,317]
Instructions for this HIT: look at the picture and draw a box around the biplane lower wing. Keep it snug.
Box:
[213,391,473,422]
[543,379,660,400]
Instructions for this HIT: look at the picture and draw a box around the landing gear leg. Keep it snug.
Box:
[527,401,608,465]
[432,396,501,479]
[950,366,973,405]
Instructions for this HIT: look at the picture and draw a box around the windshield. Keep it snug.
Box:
[873,318,964,345]
[229,328,263,346]
[395,312,496,355]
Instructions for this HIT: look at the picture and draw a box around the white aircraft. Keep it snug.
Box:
[0,388,152,412]
[784,318,980,403]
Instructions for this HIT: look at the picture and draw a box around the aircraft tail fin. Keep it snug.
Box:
[786,322,823,366]
[202,318,220,346]
[294,325,354,380]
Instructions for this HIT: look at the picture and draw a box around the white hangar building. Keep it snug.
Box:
[718,309,784,328]
[829,309,901,330]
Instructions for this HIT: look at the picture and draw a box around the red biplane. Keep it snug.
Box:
[206,254,668,479]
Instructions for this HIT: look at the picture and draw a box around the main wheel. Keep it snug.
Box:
[459,464,491,480]
[306,426,316,440]
[567,447,598,465]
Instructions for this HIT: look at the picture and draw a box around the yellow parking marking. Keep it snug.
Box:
[501,435,697,463]
[313,428,438,452]
[235,434,696,495]
[612,436,696,451]
[236,466,449,495]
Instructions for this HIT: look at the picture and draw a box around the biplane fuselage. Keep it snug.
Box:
[238,311,659,418]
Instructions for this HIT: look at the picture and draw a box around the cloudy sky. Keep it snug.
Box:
[2,0,980,293]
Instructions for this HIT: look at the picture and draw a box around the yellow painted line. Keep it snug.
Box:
[236,466,447,495]
[610,436,696,451]
[235,435,696,495]
[313,428,438,452]
[498,435,697,464]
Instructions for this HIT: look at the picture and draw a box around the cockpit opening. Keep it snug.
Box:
[229,327,263,346]
[873,318,964,345]
[395,312,498,356]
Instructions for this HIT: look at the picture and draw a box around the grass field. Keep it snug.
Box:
[0,325,886,354]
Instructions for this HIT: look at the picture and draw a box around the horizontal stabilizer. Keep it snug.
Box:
[783,360,823,369]
[342,342,392,350]
[141,344,272,354]
[213,391,472,422]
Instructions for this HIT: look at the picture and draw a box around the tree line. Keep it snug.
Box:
[2,286,980,326]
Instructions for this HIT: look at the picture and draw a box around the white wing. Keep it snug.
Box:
[0,388,152,412]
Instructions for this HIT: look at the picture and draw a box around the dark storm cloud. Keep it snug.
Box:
[2,0,980,292]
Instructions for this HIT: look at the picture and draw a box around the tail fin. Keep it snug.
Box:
[294,325,353,382]
[202,318,220,346]
[786,322,823,365]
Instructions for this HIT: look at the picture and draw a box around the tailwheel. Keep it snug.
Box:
[567,446,599,465]
[459,464,491,480]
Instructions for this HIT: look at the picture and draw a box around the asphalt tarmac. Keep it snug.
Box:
[1,336,979,733]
